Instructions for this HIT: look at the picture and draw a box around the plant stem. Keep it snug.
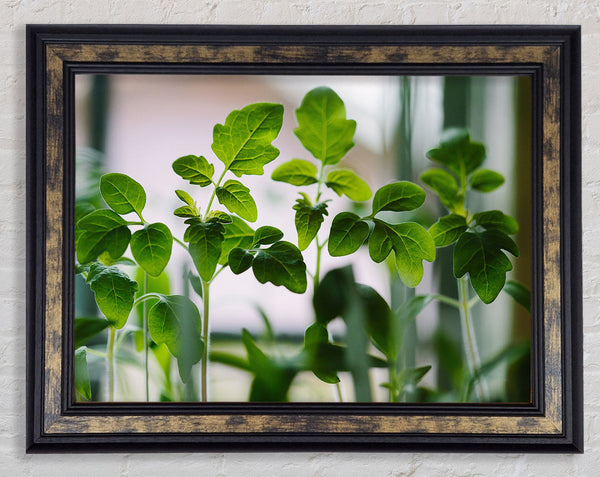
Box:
[106,326,116,402]
[431,294,461,309]
[457,276,488,401]
[388,364,397,402]
[204,169,228,220]
[314,238,323,291]
[173,236,188,251]
[335,382,344,402]
[201,279,211,402]
[143,272,149,402]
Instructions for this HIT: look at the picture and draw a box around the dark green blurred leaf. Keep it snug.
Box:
[426,128,486,177]
[74,347,91,401]
[420,168,460,211]
[74,317,109,348]
[469,169,505,192]
[503,280,531,312]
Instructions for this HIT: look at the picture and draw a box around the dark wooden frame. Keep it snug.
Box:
[26,25,582,453]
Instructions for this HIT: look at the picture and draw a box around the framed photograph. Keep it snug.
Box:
[26,25,582,452]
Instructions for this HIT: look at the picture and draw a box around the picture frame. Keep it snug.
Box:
[26,25,582,453]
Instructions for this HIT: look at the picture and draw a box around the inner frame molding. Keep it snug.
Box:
[26,25,581,452]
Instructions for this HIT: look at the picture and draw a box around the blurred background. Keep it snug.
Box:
[75,73,531,403]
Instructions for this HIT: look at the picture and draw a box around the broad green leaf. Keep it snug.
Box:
[130,223,173,277]
[252,241,307,293]
[100,173,146,216]
[228,247,254,274]
[469,169,505,192]
[86,263,138,328]
[187,272,203,298]
[294,87,356,165]
[76,209,131,264]
[473,210,519,235]
[74,317,109,348]
[219,216,255,265]
[212,102,284,176]
[148,295,203,382]
[328,212,369,256]
[420,168,461,210]
[293,196,329,251]
[175,189,196,206]
[205,210,233,224]
[187,222,225,281]
[357,284,394,359]
[503,280,531,312]
[74,347,91,401]
[426,128,486,177]
[368,220,393,262]
[376,220,436,287]
[454,230,519,304]
[215,179,258,222]
[271,159,318,186]
[304,322,329,348]
[172,155,215,187]
[313,266,349,325]
[75,201,95,224]
[372,181,426,214]
[429,214,468,247]
[97,253,136,267]
[253,226,284,246]
[325,169,372,201]
[173,205,198,218]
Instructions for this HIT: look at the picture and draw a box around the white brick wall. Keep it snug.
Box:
[1,1,596,475]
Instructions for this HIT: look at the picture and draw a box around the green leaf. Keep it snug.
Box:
[328,212,369,256]
[148,295,203,382]
[187,272,203,298]
[172,155,215,187]
[219,216,255,265]
[325,169,372,201]
[294,87,356,165]
[100,173,146,217]
[473,210,519,235]
[253,226,284,246]
[187,222,225,281]
[426,128,486,177]
[357,284,394,359]
[212,102,284,176]
[74,317,109,348]
[173,205,198,218]
[130,223,173,277]
[215,179,258,222]
[454,230,519,304]
[304,322,329,348]
[420,168,461,210]
[368,220,393,263]
[252,241,307,293]
[376,220,436,288]
[76,209,131,264]
[74,347,91,401]
[293,197,329,251]
[503,280,531,312]
[429,214,468,247]
[469,169,505,192]
[372,181,426,214]
[86,263,139,328]
[228,247,254,274]
[271,159,318,186]
[313,267,349,325]
[175,189,196,206]
[205,210,233,224]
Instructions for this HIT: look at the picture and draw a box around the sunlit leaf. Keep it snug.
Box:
[469,169,505,192]
[271,158,318,186]
[130,223,173,277]
[325,169,372,201]
[420,168,461,210]
[100,173,146,216]
[473,210,519,235]
[293,196,329,251]
[187,222,225,281]
[212,102,284,176]
[372,181,426,215]
[172,155,215,187]
[216,179,258,222]
[429,214,468,247]
[294,87,356,165]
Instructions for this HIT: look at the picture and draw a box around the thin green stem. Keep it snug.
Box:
[106,326,116,402]
[335,381,344,402]
[431,294,461,309]
[457,276,488,402]
[173,236,188,251]
[315,165,326,202]
[314,238,323,291]
[204,169,228,220]
[133,292,163,306]
[388,364,397,402]
[143,272,149,402]
[125,221,144,226]
[201,279,210,402]
[85,347,107,359]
